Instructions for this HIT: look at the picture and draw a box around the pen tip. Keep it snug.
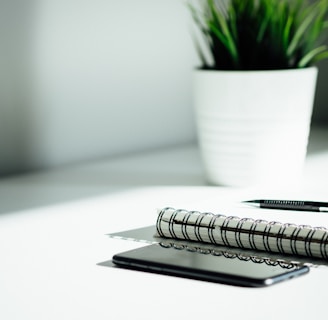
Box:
[242,200,254,203]
[242,200,262,205]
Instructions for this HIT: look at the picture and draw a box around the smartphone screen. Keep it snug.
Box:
[112,244,309,287]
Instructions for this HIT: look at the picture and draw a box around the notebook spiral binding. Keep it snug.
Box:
[156,207,328,260]
[158,241,298,269]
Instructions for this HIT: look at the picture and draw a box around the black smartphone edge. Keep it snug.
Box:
[112,251,310,288]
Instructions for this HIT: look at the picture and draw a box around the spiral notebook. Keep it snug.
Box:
[107,225,326,268]
[155,207,328,260]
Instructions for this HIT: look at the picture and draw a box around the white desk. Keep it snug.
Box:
[1,127,328,320]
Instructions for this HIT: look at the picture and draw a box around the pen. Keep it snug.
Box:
[242,199,328,212]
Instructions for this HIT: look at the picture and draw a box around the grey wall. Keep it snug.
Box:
[0,0,198,176]
[0,0,33,175]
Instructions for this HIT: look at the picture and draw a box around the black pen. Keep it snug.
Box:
[242,199,328,212]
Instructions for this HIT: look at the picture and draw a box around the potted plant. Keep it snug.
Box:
[189,0,328,187]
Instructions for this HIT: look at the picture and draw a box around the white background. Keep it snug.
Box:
[1,0,328,176]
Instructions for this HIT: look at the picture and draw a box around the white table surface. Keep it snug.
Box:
[1,126,328,320]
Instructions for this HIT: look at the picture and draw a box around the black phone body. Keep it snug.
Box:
[112,244,309,287]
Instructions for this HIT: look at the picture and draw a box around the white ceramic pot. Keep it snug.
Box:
[193,67,318,187]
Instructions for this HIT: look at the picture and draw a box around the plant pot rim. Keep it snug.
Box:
[194,66,318,74]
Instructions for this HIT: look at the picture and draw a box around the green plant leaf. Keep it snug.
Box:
[207,0,239,67]
[190,32,209,68]
[287,2,322,57]
[188,0,328,70]
[298,45,328,67]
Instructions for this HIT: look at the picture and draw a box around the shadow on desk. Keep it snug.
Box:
[0,126,327,215]
[0,145,206,215]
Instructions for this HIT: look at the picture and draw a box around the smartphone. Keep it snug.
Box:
[112,244,309,287]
